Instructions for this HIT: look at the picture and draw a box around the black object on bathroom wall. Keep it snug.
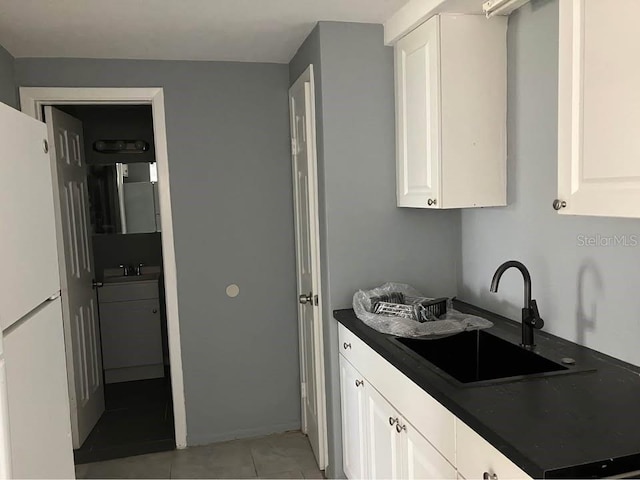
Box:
[94,139,150,154]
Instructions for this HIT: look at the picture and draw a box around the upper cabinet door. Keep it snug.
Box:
[558,0,640,218]
[0,103,59,329]
[395,16,441,209]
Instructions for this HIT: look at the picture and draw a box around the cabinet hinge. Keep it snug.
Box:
[301,382,307,398]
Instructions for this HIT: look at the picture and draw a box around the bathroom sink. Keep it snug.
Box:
[390,330,581,387]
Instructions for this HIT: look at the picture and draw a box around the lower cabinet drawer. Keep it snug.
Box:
[456,419,531,480]
[338,323,361,366]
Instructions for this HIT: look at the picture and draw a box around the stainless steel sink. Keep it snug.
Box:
[390,329,591,387]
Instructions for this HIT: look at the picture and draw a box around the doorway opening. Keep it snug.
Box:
[20,88,187,465]
[53,104,173,463]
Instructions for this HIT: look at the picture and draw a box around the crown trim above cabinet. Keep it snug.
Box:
[394,14,507,209]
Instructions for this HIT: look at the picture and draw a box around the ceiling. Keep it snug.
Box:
[0,0,410,64]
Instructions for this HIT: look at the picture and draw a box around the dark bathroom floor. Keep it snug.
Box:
[74,377,176,465]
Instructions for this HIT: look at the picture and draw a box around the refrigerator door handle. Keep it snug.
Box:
[47,291,61,301]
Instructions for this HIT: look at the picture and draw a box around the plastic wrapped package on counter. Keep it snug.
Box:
[352,282,493,339]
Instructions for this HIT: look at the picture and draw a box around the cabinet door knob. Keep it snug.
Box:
[553,199,567,210]
[388,417,398,426]
[343,342,351,350]
[395,422,406,433]
[152,308,158,313]
[483,473,498,480]
[427,198,437,206]
[355,379,364,387]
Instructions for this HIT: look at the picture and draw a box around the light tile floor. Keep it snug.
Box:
[75,431,325,479]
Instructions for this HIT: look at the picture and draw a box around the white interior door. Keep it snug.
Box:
[289,66,327,469]
[45,106,104,449]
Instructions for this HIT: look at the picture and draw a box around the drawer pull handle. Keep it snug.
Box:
[388,417,398,426]
[395,422,406,433]
[483,473,498,480]
[355,379,364,387]
[343,342,351,350]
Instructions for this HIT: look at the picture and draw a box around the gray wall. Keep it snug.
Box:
[15,58,301,445]
[289,22,461,478]
[0,44,17,108]
[459,0,640,367]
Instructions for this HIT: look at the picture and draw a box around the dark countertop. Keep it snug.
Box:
[334,301,640,479]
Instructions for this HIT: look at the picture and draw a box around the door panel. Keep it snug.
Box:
[99,298,163,369]
[0,103,59,330]
[339,356,367,480]
[403,417,456,479]
[45,106,104,449]
[558,0,640,217]
[395,16,441,208]
[365,384,403,480]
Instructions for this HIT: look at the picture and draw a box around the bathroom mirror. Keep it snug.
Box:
[88,162,161,235]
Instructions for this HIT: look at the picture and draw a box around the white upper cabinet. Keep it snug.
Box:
[558,0,640,218]
[395,14,507,209]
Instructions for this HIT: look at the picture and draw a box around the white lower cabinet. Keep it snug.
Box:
[340,356,367,479]
[404,419,456,479]
[456,419,529,480]
[340,355,455,479]
[338,324,531,480]
[365,383,403,479]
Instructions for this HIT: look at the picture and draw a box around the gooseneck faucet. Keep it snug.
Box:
[490,260,544,349]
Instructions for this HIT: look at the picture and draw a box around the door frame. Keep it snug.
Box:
[19,87,187,449]
[288,66,328,469]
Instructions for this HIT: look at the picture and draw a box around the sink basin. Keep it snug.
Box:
[391,330,572,386]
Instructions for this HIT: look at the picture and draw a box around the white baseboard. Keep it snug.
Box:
[187,421,302,447]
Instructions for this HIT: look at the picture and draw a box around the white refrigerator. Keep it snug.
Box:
[0,101,75,478]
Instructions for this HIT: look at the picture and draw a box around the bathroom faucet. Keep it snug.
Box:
[489,260,544,349]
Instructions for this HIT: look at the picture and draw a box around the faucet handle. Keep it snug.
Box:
[135,263,144,276]
[119,264,129,276]
[528,299,545,330]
